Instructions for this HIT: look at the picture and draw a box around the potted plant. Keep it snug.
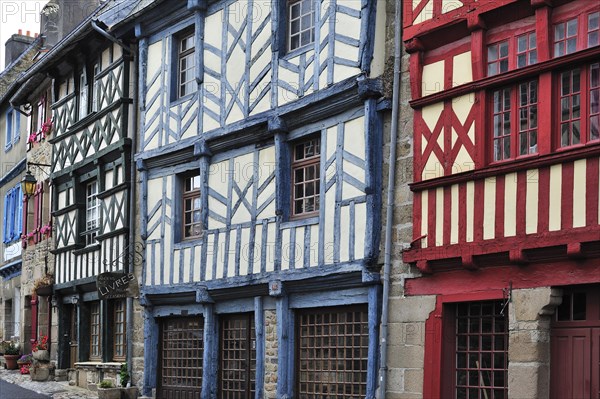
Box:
[33,274,54,296]
[3,341,20,370]
[32,334,50,361]
[119,363,138,399]
[97,380,121,399]
[17,354,32,374]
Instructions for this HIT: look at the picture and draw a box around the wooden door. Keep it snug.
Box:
[551,285,600,399]
[69,306,78,368]
[157,317,204,399]
[219,313,256,399]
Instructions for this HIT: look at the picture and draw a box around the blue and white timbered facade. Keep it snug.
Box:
[135,0,387,397]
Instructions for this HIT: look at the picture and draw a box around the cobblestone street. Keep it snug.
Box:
[0,369,95,399]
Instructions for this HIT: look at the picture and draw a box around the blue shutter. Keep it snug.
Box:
[7,188,15,241]
[2,194,8,243]
[16,186,22,237]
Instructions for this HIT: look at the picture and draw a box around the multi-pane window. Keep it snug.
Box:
[491,80,538,161]
[454,301,508,399]
[292,137,320,217]
[296,307,369,398]
[219,314,256,399]
[589,12,600,47]
[554,18,578,56]
[85,181,99,245]
[487,41,509,76]
[90,302,101,359]
[516,32,537,68]
[79,70,88,119]
[2,185,23,244]
[5,108,20,150]
[559,68,582,146]
[492,88,512,161]
[178,31,196,98]
[518,80,538,155]
[289,0,315,51]
[183,173,201,239]
[113,300,126,360]
[591,63,600,141]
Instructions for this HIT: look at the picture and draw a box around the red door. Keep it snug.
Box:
[551,285,600,399]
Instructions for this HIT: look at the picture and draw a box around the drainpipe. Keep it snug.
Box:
[91,20,132,55]
[378,0,402,397]
[126,44,138,385]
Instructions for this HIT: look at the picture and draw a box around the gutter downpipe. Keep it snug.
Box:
[126,45,137,385]
[378,0,402,397]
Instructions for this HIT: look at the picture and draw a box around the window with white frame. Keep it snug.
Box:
[85,181,99,245]
[288,0,315,52]
[177,30,196,98]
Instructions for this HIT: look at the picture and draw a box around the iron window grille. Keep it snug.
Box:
[454,301,508,399]
[159,317,204,396]
[288,0,315,52]
[292,137,320,218]
[183,172,202,239]
[296,306,369,399]
[219,313,256,399]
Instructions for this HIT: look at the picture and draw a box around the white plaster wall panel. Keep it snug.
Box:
[227,231,237,278]
[414,0,434,24]
[58,190,67,208]
[466,181,474,242]
[309,224,319,266]
[453,93,473,126]
[203,75,222,133]
[422,61,444,96]
[113,43,122,60]
[154,243,161,285]
[354,201,366,260]
[422,102,444,132]
[452,52,472,87]
[231,152,253,224]
[573,159,586,228]
[147,178,163,240]
[163,238,172,284]
[442,0,463,14]
[294,226,305,268]
[324,174,336,264]
[453,142,474,174]
[239,227,251,276]
[182,247,190,284]
[369,0,386,78]
[101,47,111,69]
[277,65,299,106]
[173,250,180,284]
[483,177,496,240]
[205,233,216,281]
[266,222,276,272]
[281,228,291,271]
[422,153,443,181]
[253,224,263,274]
[504,172,517,237]
[105,170,114,190]
[526,169,539,234]
[450,184,459,244]
[421,190,428,248]
[345,116,366,158]
[193,245,202,282]
[340,205,350,262]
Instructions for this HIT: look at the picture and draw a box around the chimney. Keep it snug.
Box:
[41,0,102,49]
[4,31,35,67]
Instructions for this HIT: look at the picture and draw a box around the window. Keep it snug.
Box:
[452,301,508,399]
[219,313,256,398]
[79,69,88,119]
[183,172,201,239]
[113,299,126,360]
[2,185,23,244]
[296,306,369,398]
[90,301,101,360]
[85,181,99,245]
[516,32,537,68]
[554,18,578,56]
[589,12,599,47]
[292,137,320,217]
[177,31,196,98]
[5,108,20,151]
[559,68,582,146]
[288,0,315,51]
[491,80,538,161]
[591,63,600,141]
[487,41,509,76]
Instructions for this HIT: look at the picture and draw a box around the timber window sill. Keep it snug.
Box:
[73,243,101,255]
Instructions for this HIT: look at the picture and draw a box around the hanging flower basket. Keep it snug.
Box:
[35,285,53,296]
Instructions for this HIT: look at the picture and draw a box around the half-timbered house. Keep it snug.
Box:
[10,1,137,387]
[133,0,388,397]
[397,0,600,397]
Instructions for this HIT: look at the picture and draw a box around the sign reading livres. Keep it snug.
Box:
[97,272,139,299]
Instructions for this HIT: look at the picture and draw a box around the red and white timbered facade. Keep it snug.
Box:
[401,0,600,398]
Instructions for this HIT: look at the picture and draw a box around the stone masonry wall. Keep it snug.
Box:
[264,309,278,399]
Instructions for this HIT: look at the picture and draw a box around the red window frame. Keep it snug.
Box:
[485,23,538,78]
[589,12,599,47]
[557,63,600,148]
[553,17,578,57]
[486,40,509,76]
[516,31,537,68]
[490,79,539,162]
